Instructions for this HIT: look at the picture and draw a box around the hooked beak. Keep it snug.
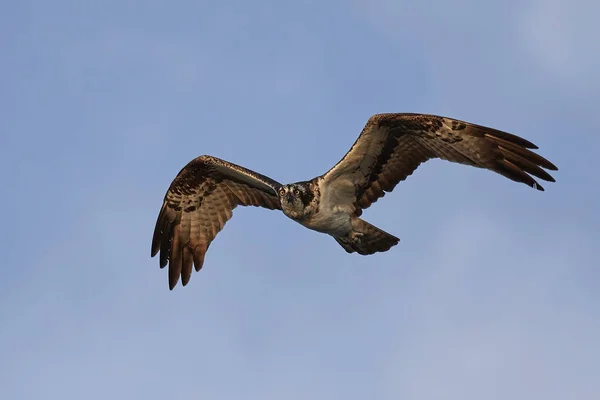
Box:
[286,193,294,202]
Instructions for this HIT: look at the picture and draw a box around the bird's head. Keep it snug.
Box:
[278,182,315,220]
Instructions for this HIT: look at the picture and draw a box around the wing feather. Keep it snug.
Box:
[322,113,558,212]
[151,155,282,289]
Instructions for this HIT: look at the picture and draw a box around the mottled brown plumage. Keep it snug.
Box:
[151,156,281,289]
[321,113,557,216]
[152,113,558,289]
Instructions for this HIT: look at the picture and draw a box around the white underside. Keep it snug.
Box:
[298,177,356,237]
[300,207,353,236]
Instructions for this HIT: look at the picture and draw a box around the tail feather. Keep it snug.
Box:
[334,218,400,255]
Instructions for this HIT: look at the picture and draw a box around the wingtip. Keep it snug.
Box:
[168,272,180,290]
[528,143,539,150]
[151,235,160,258]
[533,182,545,191]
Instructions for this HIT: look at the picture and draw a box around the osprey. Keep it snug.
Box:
[152,113,557,289]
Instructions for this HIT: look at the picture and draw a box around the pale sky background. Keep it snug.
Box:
[1,1,599,399]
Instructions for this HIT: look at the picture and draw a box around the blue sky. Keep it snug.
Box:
[1,1,599,398]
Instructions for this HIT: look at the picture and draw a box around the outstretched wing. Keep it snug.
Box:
[151,155,282,289]
[321,113,558,213]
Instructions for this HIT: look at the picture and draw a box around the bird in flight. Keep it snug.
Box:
[151,113,558,289]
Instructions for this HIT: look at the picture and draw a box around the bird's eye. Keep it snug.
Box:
[293,189,300,196]
[279,188,286,196]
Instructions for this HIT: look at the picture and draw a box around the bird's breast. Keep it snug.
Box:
[299,207,352,236]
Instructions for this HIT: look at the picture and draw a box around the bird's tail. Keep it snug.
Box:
[334,218,400,255]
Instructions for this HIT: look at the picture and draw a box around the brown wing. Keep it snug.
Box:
[151,155,282,290]
[321,113,558,213]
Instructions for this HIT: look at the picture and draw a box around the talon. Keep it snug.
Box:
[350,232,364,242]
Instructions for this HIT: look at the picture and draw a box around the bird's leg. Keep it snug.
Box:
[348,217,366,243]
[349,231,364,243]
